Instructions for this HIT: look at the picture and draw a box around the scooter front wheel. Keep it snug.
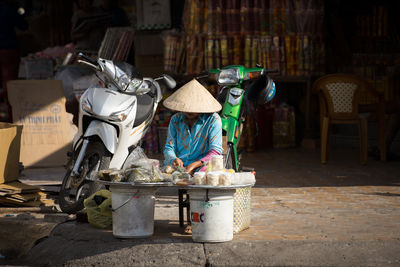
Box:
[59,141,111,214]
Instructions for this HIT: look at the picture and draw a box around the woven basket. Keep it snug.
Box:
[233,186,252,234]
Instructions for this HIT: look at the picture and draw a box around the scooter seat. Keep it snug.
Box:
[133,87,156,127]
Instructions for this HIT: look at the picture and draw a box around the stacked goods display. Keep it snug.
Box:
[97,150,256,187]
[163,0,325,76]
[95,150,254,240]
[163,31,186,74]
[160,155,256,187]
[164,34,324,77]
[97,147,169,184]
[272,105,296,148]
[344,53,400,104]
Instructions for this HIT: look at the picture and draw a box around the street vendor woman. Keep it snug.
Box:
[163,79,223,175]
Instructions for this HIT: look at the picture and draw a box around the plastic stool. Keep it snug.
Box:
[178,189,190,227]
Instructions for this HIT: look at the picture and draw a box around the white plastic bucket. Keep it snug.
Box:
[110,185,156,238]
[188,188,235,242]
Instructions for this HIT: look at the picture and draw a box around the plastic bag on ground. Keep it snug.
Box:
[84,189,112,229]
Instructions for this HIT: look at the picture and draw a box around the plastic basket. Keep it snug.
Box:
[233,186,251,234]
[157,126,168,153]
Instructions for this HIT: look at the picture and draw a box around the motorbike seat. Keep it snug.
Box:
[133,85,156,127]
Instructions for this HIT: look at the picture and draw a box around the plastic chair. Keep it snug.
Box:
[313,74,372,164]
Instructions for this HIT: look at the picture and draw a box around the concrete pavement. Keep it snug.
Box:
[1,147,400,266]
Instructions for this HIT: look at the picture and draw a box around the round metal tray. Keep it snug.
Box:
[98,180,172,187]
[98,180,254,189]
[183,183,254,190]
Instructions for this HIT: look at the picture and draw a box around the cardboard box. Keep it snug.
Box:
[0,123,23,184]
[18,58,54,79]
[7,80,77,167]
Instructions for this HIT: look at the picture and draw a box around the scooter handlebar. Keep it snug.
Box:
[264,69,279,74]
[78,52,98,66]
[196,71,210,79]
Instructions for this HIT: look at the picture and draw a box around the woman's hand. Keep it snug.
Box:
[186,160,202,175]
[172,158,184,168]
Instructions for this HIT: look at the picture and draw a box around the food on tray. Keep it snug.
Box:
[127,158,154,169]
[180,172,191,180]
[226,169,235,174]
[97,169,121,181]
[151,165,163,182]
[231,172,255,185]
[164,165,175,174]
[171,171,181,183]
[109,170,123,182]
[171,171,191,183]
[219,172,232,186]
[210,155,224,171]
[193,172,206,185]
[175,179,194,186]
[162,173,173,182]
[97,169,112,181]
[206,172,220,186]
[163,165,192,184]
[97,155,171,184]
[124,167,151,183]
[192,169,241,186]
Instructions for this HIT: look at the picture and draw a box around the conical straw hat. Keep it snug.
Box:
[163,79,222,113]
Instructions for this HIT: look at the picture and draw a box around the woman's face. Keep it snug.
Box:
[184,112,200,120]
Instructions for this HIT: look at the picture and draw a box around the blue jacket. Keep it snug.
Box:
[164,112,223,167]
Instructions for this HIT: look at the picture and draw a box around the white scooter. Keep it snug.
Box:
[59,53,176,214]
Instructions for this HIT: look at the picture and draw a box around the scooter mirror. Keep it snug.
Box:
[162,74,176,89]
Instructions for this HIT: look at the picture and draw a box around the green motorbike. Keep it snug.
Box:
[206,65,277,171]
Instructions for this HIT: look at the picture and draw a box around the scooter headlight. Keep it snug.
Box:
[115,70,143,94]
[109,104,134,121]
[81,99,92,114]
[218,68,240,85]
[117,75,131,91]
[122,77,143,94]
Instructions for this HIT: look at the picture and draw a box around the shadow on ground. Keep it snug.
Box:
[241,148,400,188]
[1,219,199,266]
